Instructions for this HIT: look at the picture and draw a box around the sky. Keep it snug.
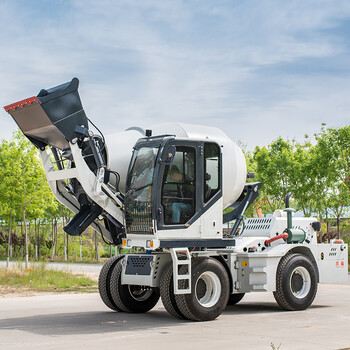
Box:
[1,0,350,149]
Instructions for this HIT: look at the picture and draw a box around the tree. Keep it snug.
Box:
[239,144,262,218]
[56,203,72,261]
[311,125,350,231]
[254,138,309,214]
[43,198,59,262]
[0,138,21,267]
[9,131,52,267]
[327,182,350,237]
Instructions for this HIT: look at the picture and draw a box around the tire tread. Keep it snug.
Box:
[110,261,130,312]
[110,259,160,313]
[159,262,186,320]
[175,258,229,321]
[98,254,124,312]
[273,253,318,311]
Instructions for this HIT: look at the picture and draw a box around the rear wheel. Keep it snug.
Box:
[175,257,230,321]
[98,254,124,311]
[227,293,245,306]
[159,262,186,319]
[273,253,318,311]
[110,259,160,313]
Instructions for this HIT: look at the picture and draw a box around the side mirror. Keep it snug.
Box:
[163,145,176,164]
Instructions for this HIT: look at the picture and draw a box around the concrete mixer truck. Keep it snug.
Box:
[4,78,348,321]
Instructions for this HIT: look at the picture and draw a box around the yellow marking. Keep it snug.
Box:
[242,261,248,267]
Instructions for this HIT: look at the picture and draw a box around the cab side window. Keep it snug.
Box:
[161,147,196,225]
[204,143,220,203]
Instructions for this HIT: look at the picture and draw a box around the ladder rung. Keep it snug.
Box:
[170,247,192,294]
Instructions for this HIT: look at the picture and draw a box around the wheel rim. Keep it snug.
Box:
[289,267,311,299]
[128,285,153,301]
[195,271,221,308]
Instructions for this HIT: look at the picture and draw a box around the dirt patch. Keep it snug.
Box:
[82,273,99,282]
[0,285,59,298]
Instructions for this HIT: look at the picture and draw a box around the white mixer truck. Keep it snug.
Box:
[4,78,348,321]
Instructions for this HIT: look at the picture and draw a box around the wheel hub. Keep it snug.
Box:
[289,266,311,299]
[128,285,153,301]
[195,271,221,308]
[196,279,206,299]
[291,273,303,293]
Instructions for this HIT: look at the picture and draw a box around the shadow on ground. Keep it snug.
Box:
[225,302,329,315]
[0,310,177,336]
[0,302,330,336]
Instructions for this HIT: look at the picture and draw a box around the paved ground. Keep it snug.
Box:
[0,278,350,350]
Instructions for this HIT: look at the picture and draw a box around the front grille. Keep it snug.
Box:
[125,200,153,234]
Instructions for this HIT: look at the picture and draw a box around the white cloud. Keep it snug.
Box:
[1,0,350,148]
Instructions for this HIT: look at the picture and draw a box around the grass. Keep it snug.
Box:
[0,256,105,264]
[0,263,97,293]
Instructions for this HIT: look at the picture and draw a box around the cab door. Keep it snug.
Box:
[200,142,223,237]
[156,140,201,230]
[155,140,222,237]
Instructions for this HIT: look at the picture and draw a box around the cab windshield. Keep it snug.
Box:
[127,146,158,201]
[125,146,159,234]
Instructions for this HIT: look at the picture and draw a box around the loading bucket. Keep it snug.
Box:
[4,78,88,150]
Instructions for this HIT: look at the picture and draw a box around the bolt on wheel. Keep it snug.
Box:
[128,286,153,302]
[289,266,311,299]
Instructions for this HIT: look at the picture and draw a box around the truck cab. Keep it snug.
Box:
[124,136,224,249]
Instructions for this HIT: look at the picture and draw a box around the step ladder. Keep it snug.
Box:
[170,248,191,294]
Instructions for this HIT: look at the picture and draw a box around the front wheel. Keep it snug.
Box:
[109,259,160,313]
[273,253,318,311]
[175,257,230,321]
[98,255,124,312]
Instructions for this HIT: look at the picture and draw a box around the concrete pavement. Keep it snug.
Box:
[0,281,350,350]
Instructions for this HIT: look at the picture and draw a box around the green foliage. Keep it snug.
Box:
[253,137,315,215]
[0,245,6,256]
[249,125,350,229]
[310,125,350,225]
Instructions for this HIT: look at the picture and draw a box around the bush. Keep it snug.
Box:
[0,245,6,257]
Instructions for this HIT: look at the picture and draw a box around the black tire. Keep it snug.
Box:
[159,262,186,320]
[227,293,245,305]
[273,253,318,311]
[110,259,160,313]
[175,257,230,321]
[98,254,124,311]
